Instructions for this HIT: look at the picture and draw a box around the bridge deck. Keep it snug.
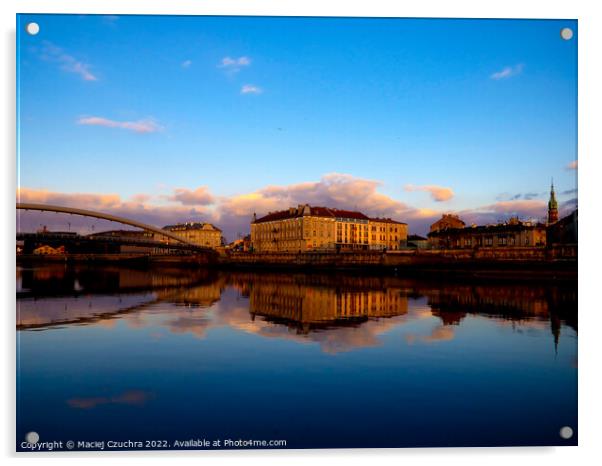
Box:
[16,232,213,252]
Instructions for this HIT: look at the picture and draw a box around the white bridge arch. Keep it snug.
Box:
[16,202,199,247]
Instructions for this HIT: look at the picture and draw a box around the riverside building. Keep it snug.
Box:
[427,182,561,249]
[162,222,223,249]
[250,204,407,252]
[427,217,547,249]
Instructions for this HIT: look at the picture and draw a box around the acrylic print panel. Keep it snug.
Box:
[16,14,578,451]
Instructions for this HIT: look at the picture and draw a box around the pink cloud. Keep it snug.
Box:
[406,325,455,345]
[458,199,548,226]
[220,173,414,220]
[566,160,578,170]
[67,390,153,409]
[215,173,443,239]
[482,200,546,214]
[17,188,122,209]
[168,186,215,206]
[404,184,454,202]
[16,188,213,234]
[39,41,98,81]
[16,174,446,241]
[130,193,151,204]
[77,116,162,134]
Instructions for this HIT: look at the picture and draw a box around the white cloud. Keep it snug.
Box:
[218,56,251,73]
[181,60,192,68]
[77,116,162,134]
[490,64,524,80]
[241,84,262,94]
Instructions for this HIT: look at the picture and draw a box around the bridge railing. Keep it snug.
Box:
[16,232,213,252]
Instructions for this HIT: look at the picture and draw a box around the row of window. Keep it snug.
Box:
[450,236,532,247]
[371,226,401,233]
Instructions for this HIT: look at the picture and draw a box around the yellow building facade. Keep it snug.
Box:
[369,218,409,251]
[248,276,408,328]
[162,222,223,249]
[250,204,407,252]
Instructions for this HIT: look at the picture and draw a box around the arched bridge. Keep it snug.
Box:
[16,202,213,253]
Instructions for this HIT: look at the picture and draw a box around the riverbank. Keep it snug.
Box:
[218,246,576,280]
[17,245,577,281]
[16,253,214,267]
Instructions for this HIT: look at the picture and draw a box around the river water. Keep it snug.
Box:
[16,264,577,449]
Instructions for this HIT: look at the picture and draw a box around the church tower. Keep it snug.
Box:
[547,180,559,224]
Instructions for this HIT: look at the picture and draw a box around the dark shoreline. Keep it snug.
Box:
[17,254,577,283]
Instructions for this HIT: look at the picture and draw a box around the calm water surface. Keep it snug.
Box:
[16,264,577,449]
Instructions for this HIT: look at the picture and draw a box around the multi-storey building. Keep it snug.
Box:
[250,204,407,252]
[428,216,547,249]
[430,214,466,233]
[162,222,223,249]
[547,210,577,245]
[428,182,564,249]
[369,217,408,250]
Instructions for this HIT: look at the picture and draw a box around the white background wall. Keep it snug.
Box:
[2,1,601,465]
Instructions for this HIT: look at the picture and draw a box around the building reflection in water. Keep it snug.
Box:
[241,274,408,333]
[17,266,577,352]
[17,265,221,328]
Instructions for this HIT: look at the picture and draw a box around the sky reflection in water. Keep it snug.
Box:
[17,265,577,449]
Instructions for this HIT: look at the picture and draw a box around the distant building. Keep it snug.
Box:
[250,204,407,252]
[547,180,559,224]
[428,216,547,249]
[430,214,466,233]
[407,234,429,249]
[93,229,158,254]
[162,222,223,249]
[547,210,577,245]
[33,245,65,255]
[94,229,155,239]
[228,235,252,252]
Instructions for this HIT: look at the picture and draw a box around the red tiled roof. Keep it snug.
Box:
[253,205,370,224]
[253,210,298,223]
[427,222,546,237]
[326,208,370,220]
[369,217,408,225]
[163,222,222,232]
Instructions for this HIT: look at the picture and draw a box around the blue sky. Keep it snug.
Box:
[17,15,577,238]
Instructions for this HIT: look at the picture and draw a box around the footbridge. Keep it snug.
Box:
[16,203,214,253]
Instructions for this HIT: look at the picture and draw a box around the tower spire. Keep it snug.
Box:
[547,178,559,224]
